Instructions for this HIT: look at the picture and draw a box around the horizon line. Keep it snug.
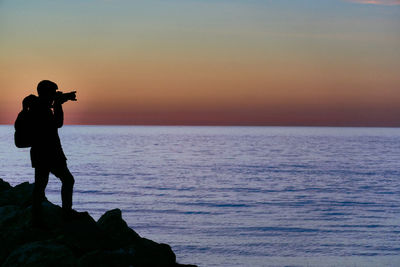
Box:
[0,123,399,128]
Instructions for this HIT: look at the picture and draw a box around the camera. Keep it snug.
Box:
[55,91,77,103]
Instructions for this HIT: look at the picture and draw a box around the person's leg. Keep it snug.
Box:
[51,165,75,210]
[32,167,50,223]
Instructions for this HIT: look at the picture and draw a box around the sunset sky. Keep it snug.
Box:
[1,0,399,126]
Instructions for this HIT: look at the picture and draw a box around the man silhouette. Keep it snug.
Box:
[30,80,78,224]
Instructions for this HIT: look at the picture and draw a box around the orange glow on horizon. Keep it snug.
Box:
[1,1,399,126]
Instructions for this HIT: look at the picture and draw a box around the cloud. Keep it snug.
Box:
[346,0,400,5]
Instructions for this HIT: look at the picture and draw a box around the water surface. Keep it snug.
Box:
[1,126,400,266]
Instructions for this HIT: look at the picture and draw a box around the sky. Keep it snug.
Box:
[0,0,399,126]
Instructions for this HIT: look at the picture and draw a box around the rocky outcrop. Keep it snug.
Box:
[0,178,197,267]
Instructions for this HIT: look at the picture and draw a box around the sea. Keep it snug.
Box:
[1,125,400,267]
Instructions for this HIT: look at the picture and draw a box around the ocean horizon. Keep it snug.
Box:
[1,125,400,266]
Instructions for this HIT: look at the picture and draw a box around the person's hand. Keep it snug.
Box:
[54,92,68,105]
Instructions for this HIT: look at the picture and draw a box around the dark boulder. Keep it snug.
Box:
[0,226,54,264]
[131,238,177,266]
[55,212,114,254]
[97,208,140,246]
[0,179,197,267]
[0,181,35,207]
[0,205,21,227]
[2,240,77,267]
[77,249,134,267]
[97,209,177,266]
[0,178,11,192]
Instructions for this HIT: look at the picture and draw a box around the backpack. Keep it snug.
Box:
[14,95,37,148]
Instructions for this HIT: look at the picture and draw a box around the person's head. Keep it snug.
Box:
[37,80,58,106]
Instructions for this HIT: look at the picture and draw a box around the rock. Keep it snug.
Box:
[39,201,66,228]
[55,212,114,254]
[0,181,35,207]
[77,249,134,267]
[97,208,140,246]
[2,240,77,267]
[0,178,12,192]
[0,202,61,230]
[0,205,21,227]
[0,179,197,267]
[98,209,177,266]
[131,238,177,266]
[0,213,54,263]
[0,205,32,230]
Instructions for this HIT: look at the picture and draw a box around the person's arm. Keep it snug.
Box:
[53,102,64,128]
